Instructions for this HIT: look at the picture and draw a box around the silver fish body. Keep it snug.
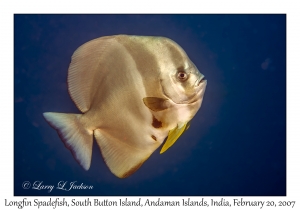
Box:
[43,35,207,178]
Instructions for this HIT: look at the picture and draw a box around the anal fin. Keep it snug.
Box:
[94,129,151,178]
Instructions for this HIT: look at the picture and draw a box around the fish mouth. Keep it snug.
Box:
[194,75,206,87]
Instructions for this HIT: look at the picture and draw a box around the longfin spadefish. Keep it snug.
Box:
[160,122,189,154]
[94,129,152,178]
[43,112,93,170]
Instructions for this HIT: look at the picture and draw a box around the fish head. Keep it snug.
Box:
[158,39,207,105]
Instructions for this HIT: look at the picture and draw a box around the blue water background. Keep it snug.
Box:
[14,14,286,196]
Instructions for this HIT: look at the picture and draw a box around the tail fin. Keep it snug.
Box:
[43,112,93,170]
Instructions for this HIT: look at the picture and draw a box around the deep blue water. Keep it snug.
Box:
[14,14,286,196]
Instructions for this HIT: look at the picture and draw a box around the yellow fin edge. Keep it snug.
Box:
[160,122,188,154]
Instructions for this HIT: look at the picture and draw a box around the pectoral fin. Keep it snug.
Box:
[143,97,171,112]
[160,122,189,154]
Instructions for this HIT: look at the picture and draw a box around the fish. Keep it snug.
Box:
[43,35,207,178]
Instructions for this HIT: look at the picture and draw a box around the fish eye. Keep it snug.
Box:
[177,71,188,81]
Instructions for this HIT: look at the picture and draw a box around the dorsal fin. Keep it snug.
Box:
[67,36,116,113]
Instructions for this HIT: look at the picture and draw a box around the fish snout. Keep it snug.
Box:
[194,75,206,87]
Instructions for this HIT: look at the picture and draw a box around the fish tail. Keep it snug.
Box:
[43,112,93,170]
